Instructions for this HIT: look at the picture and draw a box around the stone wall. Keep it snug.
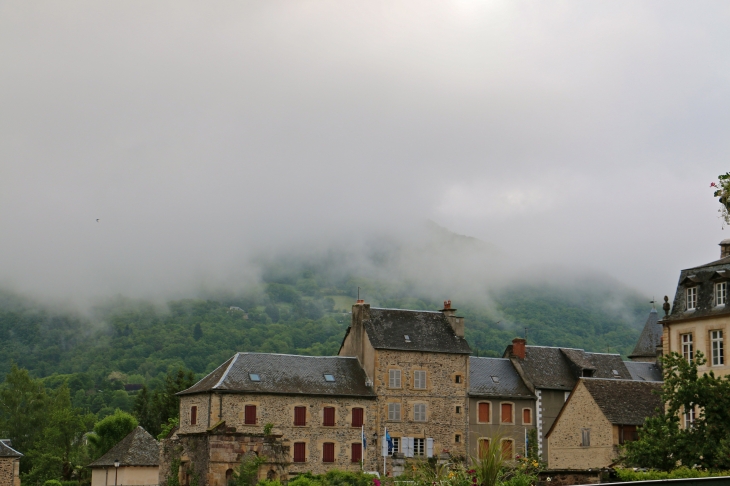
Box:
[373,349,469,469]
[546,381,615,469]
[0,458,19,486]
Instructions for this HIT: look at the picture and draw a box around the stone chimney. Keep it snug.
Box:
[721,239,730,259]
[511,337,526,360]
[441,300,465,338]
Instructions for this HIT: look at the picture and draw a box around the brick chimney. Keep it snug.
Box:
[721,239,730,258]
[511,338,526,360]
[441,300,465,338]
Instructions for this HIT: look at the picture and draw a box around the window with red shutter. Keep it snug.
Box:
[323,407,335,426]
[294,442,306,463]
[523,408,531,424]
[244,405,257,425]
[190,406,197,425]
[501,403,513,424]
[294,406,306,426]
[322,443,335,463]
[351,443,362,463]
[478,402,490,423]
[351,407,363,427]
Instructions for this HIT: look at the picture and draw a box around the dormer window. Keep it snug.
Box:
[490,376,500,383]
[716,282,727,306]
[582,369,594,377]
[686,287,698,310]
[404,335,411,343]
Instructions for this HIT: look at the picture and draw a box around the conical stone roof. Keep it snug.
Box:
[629,309,662,360]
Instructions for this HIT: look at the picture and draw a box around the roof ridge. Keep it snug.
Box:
[214,353,240,389]
[234,352,358,359]
[581,377,659,383]
[371,307,442,313]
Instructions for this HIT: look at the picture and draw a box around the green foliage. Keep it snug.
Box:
[255,481,282,486]
[472,434,505,486]
[287,470,376,486]
[621,351,730,470]
[526,430,538,461]
[87,410,138,459]
[232,454,266,486]
[615,467,730,481]
[134,368,195,437]
[158,417,179,440]
[263,423,274,436]
[165,457,181,486]
[44,480,62,486]
[710,172,730,225]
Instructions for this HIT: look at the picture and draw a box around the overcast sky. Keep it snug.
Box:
[1,1,729,304]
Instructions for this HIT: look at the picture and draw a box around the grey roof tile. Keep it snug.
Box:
[469,358,535,399]
[0,440,22,458]
[179,353,375,397]
[88,427,159,467]
[363,308,471,354]
[629,309,662,359]
[624,361,663,382]
[581,378,663,425]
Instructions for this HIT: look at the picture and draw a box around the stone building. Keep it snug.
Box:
[661,239,730,380]
[468,357,536,461]
[0,440,21,486]
[88,426,159,486]
[546,379,662,470]
[628,307,663,363]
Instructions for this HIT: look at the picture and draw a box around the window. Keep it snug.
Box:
[478,439,490,459]
[717,282,728,306]
[322,443,335,463]
[414,370,427,389]
[324,374,335,382]
[681,333,694,361]
[686,287,698,310]
[389,369,401,388]
[323,407,335,426]
[501,440,513,460]
[388,403,401,421]
[244,405,257,425]
[455,434,461,443]
[581,428,591,447]
[391,437,400,454]
[293,442,306,462]
[249,373,260,382]
[351,443,362,463]
[455,375,462,384]
[404,335,411,343]
[190,406,197,425]
[619,425,638,444]
[522,408,532,425]
[351,407,364,427]
[413,403,426,422]
[684,408,695,429]
[711,330,724,366]
[501,403,513,424]
[478,402,490,423]
[455,406,462,414]
[413,438,425,456]
[491,376,500,383]
[294,406,306,426]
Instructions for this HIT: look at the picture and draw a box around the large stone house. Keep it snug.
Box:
[0,440,21,486]
[546,379,662,469]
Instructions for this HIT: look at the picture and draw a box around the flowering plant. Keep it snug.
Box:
[711,173,730,226]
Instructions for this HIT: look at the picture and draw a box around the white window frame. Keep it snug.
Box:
[414,370,427,389]
[681,333,694,361]
[684,407,695,429]
[717,282,727,306]
[711,330,724,366]
[686,287,698,310]
[413,403,426,422]
[391,437,400,454]
[387,403,401,421]
[413,438,425,456]
[389,369,401,388]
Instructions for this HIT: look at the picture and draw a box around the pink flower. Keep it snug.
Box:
[373,479,380,486]
[712,182,718,187]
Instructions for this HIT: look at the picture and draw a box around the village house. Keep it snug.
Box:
[546,379,662,470]
[0,440,21,486]
[88,426,160,486]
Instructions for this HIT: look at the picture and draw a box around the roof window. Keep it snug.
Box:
[404,335,411,343]
[249,373,260,381]
[612,370,619,376]
[324,374,335,382]
[491,376,500,383]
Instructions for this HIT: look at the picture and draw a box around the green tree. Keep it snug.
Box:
[87,410,138,459]
[193,323,203,341]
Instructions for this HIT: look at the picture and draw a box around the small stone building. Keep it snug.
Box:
[0,440,22,486]
[545,378,662,470]
[468,357,536,461]
[88,426,160,486]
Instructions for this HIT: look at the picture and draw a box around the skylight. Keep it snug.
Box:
[491,376,500,383]
[324,374,335,382]
[404,335,411,343]
[249,373,260,381]
[612,370,619,376]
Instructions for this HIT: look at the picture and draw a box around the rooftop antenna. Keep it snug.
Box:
[650,297,656,310]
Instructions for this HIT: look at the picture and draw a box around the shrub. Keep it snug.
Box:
[44,481,62,486]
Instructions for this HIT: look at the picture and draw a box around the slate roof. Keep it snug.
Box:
[624,361,663,382]
[469,358,535,399]
[580,378,663,425]
[507,346,633,391]
[629,309,662,359]
[665,258,730,322]
[88,427,159,467]
[179,353,376,397]
[0,440,22,458]
[362,308,472,354]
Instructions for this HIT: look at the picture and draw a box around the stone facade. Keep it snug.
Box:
[546,382,615,469]
[0,458,20,486]
[663,316,730,379]
[467,397,535,460]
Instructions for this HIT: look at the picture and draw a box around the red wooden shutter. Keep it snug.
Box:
[294,442,306,463]
[478,439,489,459]
[351,443,362,463]
[294,406,307,426]
[523,408,531,424]
[501,403,512,423]
[322,443,335,463]
[351,407,363,427]
[245,405,257,425]
[190,406,197,425]
[501,440,513,460]
[323,407,335,426]
[478,402,490,422]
